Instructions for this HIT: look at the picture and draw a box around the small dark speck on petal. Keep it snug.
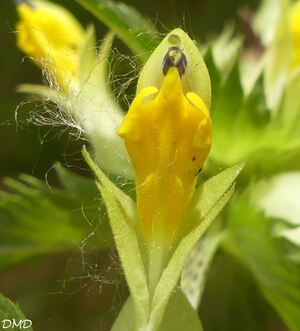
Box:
[69,44,78,50]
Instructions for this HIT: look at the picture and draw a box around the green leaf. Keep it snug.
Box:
[99,185,149,328]
[0,177,82,248]
[253,0,282,46]
[211,23,242,79]
[251,172,300,226]
[280,67,300,133]
[79,25,112,87]
[147,164,242,330]
[280,227,300,252]
[0,168,112,271]
[250,172,300,260]
[82,146,136,225]
[54,164,114,249]
[199,251,274,331]
[184,163,244,231]
[55,163,99,200]
[113,290,203,331]
[224,189,300,331]
[158,290,203,331]
[0,293,33,331]
[203,47,221,99]
[111,297,135,330]
[263,0,292,111]
[82,147,149,329]
[210,60,269,168]
[181,224,223,309]
[75,0,158,61]
[206,52,300,181]
[209,60,245,165]
[78,24,98,83]
[240,56,265,96]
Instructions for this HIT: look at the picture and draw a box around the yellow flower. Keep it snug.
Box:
[290,0,300,68]
[118,45,212,243]
[16,0,85,90]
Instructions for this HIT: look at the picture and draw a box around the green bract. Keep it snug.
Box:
[83,146,240,330]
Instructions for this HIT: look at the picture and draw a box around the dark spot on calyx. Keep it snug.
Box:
[162,46,187,77]
[192,156,196,161]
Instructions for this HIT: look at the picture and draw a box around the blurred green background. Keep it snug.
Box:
[0,0,277,330]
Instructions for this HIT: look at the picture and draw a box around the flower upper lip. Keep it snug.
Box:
[162,46,187,77]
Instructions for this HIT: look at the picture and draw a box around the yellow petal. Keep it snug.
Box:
[118,67,212,242]
[290,1,300,68]
[16,0,85,90]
